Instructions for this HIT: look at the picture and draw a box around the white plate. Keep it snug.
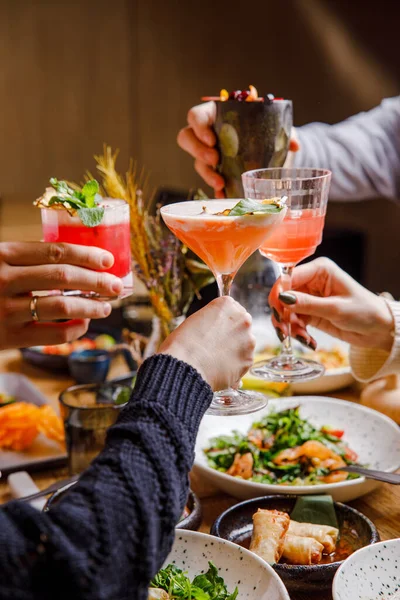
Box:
[252,320,354,394]
[292,366,354,394]
[333,538,400,599]
[0,373,67,475]
[194,396,400,502]
[160,529,289,600]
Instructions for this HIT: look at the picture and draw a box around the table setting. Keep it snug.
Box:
[1,86,400,600]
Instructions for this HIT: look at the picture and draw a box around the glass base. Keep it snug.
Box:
[251,355,325,383]
[206,388,269,416]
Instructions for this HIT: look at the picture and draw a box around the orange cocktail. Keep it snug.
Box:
[162,200,285,277]
[160,198,286,416]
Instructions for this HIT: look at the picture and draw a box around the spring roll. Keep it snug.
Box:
[288,520,339,553]
[282,534,324,565]
[250,509,290,563]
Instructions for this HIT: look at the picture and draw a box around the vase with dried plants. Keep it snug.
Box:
[89,146,214,366]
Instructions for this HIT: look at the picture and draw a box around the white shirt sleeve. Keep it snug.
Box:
[293,96,400,202]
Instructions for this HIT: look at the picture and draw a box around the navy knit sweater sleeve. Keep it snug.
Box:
[0,354,212,600]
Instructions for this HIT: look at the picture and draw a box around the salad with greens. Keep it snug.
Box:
[149,562,238,600]
[204,407,360,486]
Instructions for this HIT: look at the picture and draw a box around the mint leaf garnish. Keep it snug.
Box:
[49,196,86,210]
[228,197,286,216]
[45,177,105,226]
[78,206,105,227]
[81,180,99,208]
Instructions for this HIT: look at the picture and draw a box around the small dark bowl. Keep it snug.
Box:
[45,483,202,531]
[68,350,110,384]
[176,490,203,531]
[20,347,71,372]
[211,495,379,595]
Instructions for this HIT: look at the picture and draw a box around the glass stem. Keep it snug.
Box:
[216,273,234,297]
[280,264,294,357]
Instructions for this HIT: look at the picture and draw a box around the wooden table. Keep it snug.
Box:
[1,350,399,600]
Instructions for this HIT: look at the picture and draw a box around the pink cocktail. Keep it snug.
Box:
[242,168,332,384]
[41,199,131,280]
[259,210,325,264]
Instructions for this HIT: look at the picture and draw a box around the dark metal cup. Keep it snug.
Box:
[214,99,293,198]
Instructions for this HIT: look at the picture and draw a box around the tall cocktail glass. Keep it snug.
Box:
[160,199,286,415]
[41,198,132,298]
[242,168,332,383]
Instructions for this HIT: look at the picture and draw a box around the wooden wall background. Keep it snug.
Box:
[1,0,400,292]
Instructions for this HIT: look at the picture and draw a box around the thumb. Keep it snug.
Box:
[279,290,336,318]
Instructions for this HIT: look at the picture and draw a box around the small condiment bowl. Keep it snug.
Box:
[68,349,110,384]
[176,489,202,531]
[211,495,379,595]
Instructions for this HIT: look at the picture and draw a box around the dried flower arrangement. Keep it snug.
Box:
[91,146,214,362]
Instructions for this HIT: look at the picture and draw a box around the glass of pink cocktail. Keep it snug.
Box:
[242,168,332,383]
[161,198,286,416]
[41,200,131,279]
[37,180,132,299]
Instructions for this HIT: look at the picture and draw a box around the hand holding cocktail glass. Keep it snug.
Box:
[0,241,122,351]
[0,178,133,350]
[268,257,395,353]
[160,197,286,415]
[36,179,132,300]
[177,92,297,198]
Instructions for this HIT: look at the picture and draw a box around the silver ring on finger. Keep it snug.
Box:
[30,295,40,322]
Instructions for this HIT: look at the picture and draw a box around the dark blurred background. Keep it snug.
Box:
[1,0,400,293]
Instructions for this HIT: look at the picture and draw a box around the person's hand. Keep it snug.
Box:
[269,257,394,352]
[158,296,256,390]
[0,242,124,350]
[177,102,225,197]
[177,102,300,197]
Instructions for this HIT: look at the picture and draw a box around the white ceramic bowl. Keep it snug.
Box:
[194,396,400,502]
[333,538,400,599]
[160,530,290,600]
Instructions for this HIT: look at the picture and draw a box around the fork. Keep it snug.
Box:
[342,465,400,484]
